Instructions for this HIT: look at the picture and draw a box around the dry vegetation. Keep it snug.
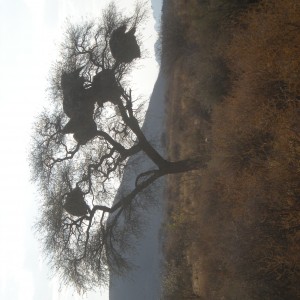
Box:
[161,0,300,299]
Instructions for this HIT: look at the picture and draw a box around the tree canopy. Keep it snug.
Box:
[30,2,206,293]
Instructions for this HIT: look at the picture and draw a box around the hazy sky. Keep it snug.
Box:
[0,0,160,299]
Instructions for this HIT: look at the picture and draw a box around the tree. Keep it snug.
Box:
[30,2,207,293]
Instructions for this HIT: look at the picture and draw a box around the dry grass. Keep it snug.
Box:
[162,0,300,299]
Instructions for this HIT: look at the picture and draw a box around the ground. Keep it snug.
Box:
[161,1,300,299]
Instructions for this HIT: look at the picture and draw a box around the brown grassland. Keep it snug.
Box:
[161,0,300,299]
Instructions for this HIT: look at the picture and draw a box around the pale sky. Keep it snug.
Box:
[0,0,160,299]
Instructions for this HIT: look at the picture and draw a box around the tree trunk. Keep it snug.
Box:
[161,158,206,175]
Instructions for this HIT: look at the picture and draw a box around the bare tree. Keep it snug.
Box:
[30,2,207,293]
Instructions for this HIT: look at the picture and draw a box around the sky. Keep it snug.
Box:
[0,0,160,299]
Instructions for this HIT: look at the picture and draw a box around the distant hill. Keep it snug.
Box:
[150,0,163,63]
[109,70,167,300]
[151,0,163,30]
